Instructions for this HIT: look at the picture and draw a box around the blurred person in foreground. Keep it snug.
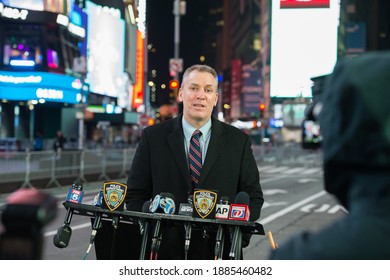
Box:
[270,52,390,259]
[125,64,264,259]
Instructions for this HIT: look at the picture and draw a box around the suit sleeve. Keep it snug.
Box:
[239,135,264,221]
[125,129,153,211]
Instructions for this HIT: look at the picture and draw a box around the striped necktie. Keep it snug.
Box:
[189,130,202,189]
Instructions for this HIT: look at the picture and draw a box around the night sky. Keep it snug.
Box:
[146,0,210,105]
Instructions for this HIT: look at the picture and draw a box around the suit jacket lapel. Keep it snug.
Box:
[199,117,226,186]
[167,115,192,190]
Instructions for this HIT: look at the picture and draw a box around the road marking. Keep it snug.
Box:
[262,201,288,209]
[298,178,319,183]
[257,190,327,225]
[300,203,317,212]
[314,204,330,212]
[328,205,348,214]
[265,166,290,173]
[259,165,322,176]
[283,167,306,174]
[263,189,287,195]
[259,165,277,172]
[301,168,322,175]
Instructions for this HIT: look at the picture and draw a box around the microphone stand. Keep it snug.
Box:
[184,222,192,260]
[214,225,225,260]
[139,219,150,260]
[83,213,102,260]
[150,219,161,260]
[229,226,242,260]
[110,216,120,259]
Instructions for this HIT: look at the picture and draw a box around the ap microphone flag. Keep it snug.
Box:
[215,196,230,219]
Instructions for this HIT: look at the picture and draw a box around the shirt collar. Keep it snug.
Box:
[182,117,212,140]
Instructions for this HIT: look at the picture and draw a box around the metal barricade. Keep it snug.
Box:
[0,145,321,191]
[0,148,137,191]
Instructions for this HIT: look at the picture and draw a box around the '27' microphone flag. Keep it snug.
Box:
[229,204,250,221]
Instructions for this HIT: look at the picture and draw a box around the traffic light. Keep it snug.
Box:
[169,79,179,103]
[169,79,179,89]
[259,103,266,118]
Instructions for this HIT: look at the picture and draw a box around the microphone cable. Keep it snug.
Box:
[82,211,102,260]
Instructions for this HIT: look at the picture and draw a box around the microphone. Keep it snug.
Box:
[214,196,230,259]
[229,192,250,260]
[89,189,103,244]
[178,195,193,216]
[139,200,152,260]
[82,188,103,260]
[179,195,194,259]
[149,193,176,259]
[53,179,84,248]
[229,192,250,221]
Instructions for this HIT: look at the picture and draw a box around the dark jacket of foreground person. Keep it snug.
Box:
[271,52,390,259]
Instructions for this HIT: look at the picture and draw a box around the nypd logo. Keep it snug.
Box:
[103,182,127,211]
[193,189,217,218]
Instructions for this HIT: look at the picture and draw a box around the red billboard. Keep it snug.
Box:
[280,0,330,9]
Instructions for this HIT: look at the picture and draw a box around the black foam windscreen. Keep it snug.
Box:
[142,201,152,213]
[234,192,249,204]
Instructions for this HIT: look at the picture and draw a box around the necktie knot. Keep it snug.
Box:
[192,129,202,139]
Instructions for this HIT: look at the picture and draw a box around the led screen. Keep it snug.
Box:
[280,0,330,9]
[1,0,44,11]
[1,0,74,14]
[270,0,340,98]
[85,0,125,98]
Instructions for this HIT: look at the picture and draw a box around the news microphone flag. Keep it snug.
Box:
[179,204,193,216]
[215,204,230,219]
[179,195,194,216]
[149,193,176,214]
[229,204,250,221]
[228,191,250,221]
[66,183,84,204]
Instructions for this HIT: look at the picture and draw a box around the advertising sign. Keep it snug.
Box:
[0,70,82,104]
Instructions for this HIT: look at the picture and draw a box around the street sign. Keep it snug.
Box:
[139,114,150,126]
[169,58,183,74]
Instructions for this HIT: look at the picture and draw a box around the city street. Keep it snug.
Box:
[33,161,346,260]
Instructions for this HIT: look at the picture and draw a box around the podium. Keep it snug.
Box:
[63,202,265,260]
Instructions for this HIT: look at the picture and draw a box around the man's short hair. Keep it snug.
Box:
[181,64,218,88]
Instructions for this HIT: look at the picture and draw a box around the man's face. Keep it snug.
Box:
[178,70,218,127]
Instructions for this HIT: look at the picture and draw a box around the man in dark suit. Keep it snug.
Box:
[126,64,264,259]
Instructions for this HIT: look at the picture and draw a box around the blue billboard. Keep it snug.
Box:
[0,70,82,104]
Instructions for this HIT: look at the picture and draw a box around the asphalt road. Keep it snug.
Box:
[31,162,346,260]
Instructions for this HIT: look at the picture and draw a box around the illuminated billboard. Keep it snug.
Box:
[1,0,74,14]
[85,0,125,98]
[0,70,82,104]
[270,0,340,98]
[280,0,330,9]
